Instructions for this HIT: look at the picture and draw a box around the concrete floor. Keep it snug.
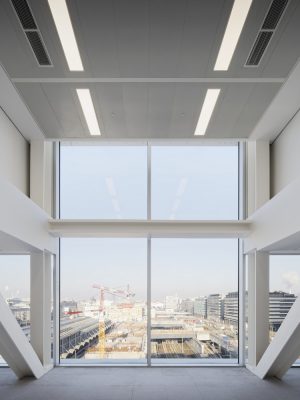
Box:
[0,367,300,400]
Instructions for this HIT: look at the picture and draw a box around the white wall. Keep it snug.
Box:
[0,107,29,195]
[271,109,300,197]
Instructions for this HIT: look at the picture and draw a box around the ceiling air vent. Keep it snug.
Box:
[11,0,37,30]
[246,31,273,66]
[10,0,52,66]
[245,0,289,67]
[25,31,52,66]
[262,0,289,30]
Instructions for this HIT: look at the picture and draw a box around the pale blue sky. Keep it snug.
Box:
[60,145,238,220]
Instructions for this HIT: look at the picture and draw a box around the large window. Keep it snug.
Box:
[152,145,238,220]
[60,238,147,363]
[0,255,30,364]
[58,143,241,365]
[60,145,147,219]
[151,239,238,362]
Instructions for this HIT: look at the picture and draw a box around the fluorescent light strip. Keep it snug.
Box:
[48,0,83,71]
[214,0,253,71]
[76,89,101,135]
[194,89,220,136]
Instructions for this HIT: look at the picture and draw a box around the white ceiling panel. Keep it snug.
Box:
[0,0,299,140]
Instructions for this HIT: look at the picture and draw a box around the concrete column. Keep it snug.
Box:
[30,140,53,216]
[30,252,52,367]
[0,292,44,379]
[247,141,270,217]
[247,251,269,368]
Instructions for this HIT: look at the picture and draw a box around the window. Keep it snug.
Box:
[269,255,299,340]
[0,255,30,364]
[151,239,239,362]
[60,145,147,219]
[58,143,241,365]
[60,238,147,363]
[151,145,239,220]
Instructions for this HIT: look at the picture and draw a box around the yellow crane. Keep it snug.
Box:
[92,284,134,357]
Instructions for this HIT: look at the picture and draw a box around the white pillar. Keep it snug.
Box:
[30,140,53,216]
[247,251,269,368]
[0,292,45,379]
[254,295,300,379]
[30,252,52,367]
[247,141,270,217]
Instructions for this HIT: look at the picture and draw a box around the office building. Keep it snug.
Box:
[207,294,224,321]
[269,291,297,331]
[194,297,207,318]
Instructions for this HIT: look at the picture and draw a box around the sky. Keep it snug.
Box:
[60,145,238,220]
[59,238,238,301]
[1,146,299,302]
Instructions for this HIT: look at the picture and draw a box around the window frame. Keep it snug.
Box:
[54,139,245,367]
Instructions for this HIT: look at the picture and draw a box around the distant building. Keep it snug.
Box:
[179,298,194,314]
[207,294,224,321]
[269,291,296,331]
[224,291,238,325]
[165,295,179,312]
[7,298,30,327]
[194,297,207,318]
[223,290,297,330]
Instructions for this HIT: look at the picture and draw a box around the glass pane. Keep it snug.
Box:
[151,239,238,362]
[152,145,239,220]
[269,255,299,347]
[60,238,147,363]
[0,255,30,364]
[60,145,147,219]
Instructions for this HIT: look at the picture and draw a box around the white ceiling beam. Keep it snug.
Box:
[11,77,285,83]
[0,292,46,378]
[244,177,300,253]
[48,219,251,238]
[0,64,44,141]
[0,177,57,254]
[251,295,300,379]
[250,58,300,142]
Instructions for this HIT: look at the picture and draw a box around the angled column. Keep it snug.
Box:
[254,295,300,379]
[247,251,269,369]
[0,293,44,378]
[30,252,52,368]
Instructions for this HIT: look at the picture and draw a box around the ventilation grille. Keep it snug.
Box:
[245,0,289,67]
[246,31,273,66]
[11,0,37,29]
[25,31,52,66]
[10,0,52,66]
[262,0,289,30]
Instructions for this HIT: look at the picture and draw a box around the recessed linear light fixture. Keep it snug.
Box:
[48,0,83,71]
[214,0,253,71]
[194,89,220,136]
[76,89,101,136]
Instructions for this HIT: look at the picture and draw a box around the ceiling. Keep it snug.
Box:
[1,0,300,140]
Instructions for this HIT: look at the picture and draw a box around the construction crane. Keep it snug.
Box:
[92,284,135,357]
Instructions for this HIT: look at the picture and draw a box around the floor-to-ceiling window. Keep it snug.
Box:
[58,142,240,365]
[151,238,239,363]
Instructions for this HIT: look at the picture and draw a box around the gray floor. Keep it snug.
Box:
[0,367,300,400]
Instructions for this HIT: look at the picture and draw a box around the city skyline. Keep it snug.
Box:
[1,252,300,300]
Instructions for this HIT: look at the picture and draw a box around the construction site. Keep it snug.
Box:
[60,283,238,361]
